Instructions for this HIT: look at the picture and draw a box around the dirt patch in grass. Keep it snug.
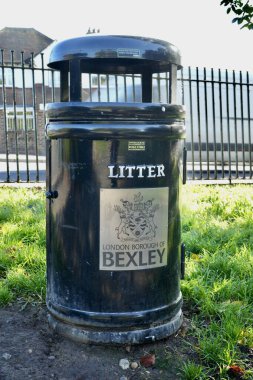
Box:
[0,304,195,380]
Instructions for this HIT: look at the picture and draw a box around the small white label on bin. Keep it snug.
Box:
[99,187,169,271]
[128,141,146,151]
[117,48,141,58]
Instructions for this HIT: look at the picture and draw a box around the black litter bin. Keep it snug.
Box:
[45,35,186,344]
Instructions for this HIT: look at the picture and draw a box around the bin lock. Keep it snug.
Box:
[45,190,58,199]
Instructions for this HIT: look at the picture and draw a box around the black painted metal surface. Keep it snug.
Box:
[46,35,186,344]
[46,102,186,344]
[48,35,182,73]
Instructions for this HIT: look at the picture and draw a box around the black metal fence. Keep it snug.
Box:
[181,67,253,182]
[0,50,252,183]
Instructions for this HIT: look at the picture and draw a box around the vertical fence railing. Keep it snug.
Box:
[0,51,252,183]
[0,50,60,182]
[0,50,10,182]
[180,66,253,182]
[246,71,252,178]
[10,50,20,182]
[225,69,232,180]
[21,51,30,182]
[31,52,39,182]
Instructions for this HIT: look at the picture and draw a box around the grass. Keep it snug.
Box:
[179,361,206,380]
[180,184,253,379]
[0,184,252,379]
[0,187,46,306]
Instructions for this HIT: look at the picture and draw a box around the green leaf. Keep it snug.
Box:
[236,0,244,7]
[234,8,243,14]
[243,3,253,13]
[237,17,244,23]
[221,0,231,5]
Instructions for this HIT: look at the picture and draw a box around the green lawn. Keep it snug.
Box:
[0,184,252,379]
[0,187,46,305]
[181,184,253,379]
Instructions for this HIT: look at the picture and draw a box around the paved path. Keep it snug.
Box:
[0,155,46,182]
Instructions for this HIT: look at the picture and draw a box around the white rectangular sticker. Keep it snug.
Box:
[99,187,169,271]
[128,141,146,151]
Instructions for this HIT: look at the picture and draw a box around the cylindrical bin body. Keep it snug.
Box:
[46,102,185,344]
[45,35,186,344]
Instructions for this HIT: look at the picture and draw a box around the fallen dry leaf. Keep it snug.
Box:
[227,365,245,379]
[140,354,155,368]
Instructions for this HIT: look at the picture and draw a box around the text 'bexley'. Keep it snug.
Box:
[101,248,166,271]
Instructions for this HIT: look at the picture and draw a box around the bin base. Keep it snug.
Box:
[48,310,183,345]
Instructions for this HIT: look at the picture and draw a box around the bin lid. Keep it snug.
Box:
[48,35,181,74]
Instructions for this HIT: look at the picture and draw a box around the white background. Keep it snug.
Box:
[1,0,252,71]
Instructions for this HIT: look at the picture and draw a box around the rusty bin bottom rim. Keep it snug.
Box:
[48,310,183,345]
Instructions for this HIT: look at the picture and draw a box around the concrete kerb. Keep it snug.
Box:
[0,154,46,162]
[0,182,46,188]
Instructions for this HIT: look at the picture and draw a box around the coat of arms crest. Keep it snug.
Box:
[114,192,159,242]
